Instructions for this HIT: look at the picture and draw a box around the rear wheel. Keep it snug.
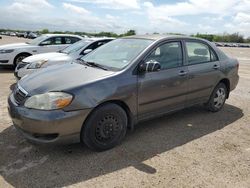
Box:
[81,103,127,151]
[205,83,227,112]
[14,54,30,67]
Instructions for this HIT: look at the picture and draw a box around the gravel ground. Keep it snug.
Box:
[0,36,250,188]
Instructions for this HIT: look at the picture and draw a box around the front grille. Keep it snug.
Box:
[14,85,28,104]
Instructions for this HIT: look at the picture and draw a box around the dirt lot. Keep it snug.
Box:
[0,36,250,188]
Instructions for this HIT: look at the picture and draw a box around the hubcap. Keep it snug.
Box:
[16,56,26,65]
[95,115,121,143]
[214,88,226,108]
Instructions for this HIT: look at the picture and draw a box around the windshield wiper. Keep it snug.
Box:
[87,62,108,70]
[59,50,68,54]
[77,59,108,70]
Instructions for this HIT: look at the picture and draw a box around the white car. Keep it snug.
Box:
[0,34,83,67]
[14,38,113,79]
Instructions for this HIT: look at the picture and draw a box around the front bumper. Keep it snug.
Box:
[0,53,12,64]
[14,63,34,80]
[0,60,9,64]
[14,69,21,80]
[8,93,91,144]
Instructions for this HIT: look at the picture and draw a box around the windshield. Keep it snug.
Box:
[61,40,90,54]
[27,35,49,45]
[81,38,153,70]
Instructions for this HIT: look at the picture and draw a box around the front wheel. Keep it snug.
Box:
[205,83,227,112]
[81,103,127,151]
[14,54,30,67]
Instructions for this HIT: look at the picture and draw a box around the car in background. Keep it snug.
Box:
[14,38,113,79]
[27,32,38,39]
[9,32,16,37]
[16,32,26,38]
[0,34,83,67]
[8,35,239,151]
[214,42,224,47]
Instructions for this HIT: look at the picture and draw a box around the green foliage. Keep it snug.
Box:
[193,32,245,43]
[41,29,49,34]
[1,28,249,43]
[124,30,136,36]
[166,32,185,36]
[246,37,250,43]
[192,33,214,41]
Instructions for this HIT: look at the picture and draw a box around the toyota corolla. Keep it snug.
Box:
[8,35,239,151]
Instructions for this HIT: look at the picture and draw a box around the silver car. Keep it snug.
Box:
[14,38,113,79]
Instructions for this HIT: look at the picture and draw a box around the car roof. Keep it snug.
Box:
[83,37,115,41]
[74,38,113,44]
[123,34,207,42]
[43,34,83,38]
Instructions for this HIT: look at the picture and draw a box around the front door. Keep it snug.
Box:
[38,37,64,53]
[137,41,188,120]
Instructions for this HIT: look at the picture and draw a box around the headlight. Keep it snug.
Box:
[0,49,14,54]
[28,59,48,69]
[24,92,73,110]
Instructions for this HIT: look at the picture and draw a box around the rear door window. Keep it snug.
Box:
[186,41,218,64]
[64,37,81,44]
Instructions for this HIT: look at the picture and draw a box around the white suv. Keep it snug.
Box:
[0,34,83,67]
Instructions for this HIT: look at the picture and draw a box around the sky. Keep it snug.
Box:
[0,0,250,37]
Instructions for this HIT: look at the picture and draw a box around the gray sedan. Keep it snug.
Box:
[8,35,239,151]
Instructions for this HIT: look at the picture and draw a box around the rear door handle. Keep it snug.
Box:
[179,70,187,76]
[213,64,220,69]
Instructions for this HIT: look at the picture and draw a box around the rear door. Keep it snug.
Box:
[137,40,188,120]
[184,40,221,105]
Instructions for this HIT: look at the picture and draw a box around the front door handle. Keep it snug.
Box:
[213,64,220,69]
[179,70,187,76]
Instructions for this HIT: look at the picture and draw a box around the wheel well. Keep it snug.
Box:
[219,79,230,98]
[83,100,134,132]
[14,52,32,66]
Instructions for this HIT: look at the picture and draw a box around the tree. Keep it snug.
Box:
[123,30,136,36]
[246,37,250,43]
[41,29,49,34]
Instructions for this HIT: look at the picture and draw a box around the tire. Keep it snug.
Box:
[205,83,228,112]
[14,54,30,67]
[81,103,127,151]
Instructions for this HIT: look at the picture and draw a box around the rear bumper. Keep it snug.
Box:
[8,93,91,144]
[230,74,239,92]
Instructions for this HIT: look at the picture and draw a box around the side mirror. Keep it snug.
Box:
[83,49,92,54]
[139,60,161,73]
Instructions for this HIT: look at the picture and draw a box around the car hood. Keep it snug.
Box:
[0,43,31,49]
[23,52,71,65]
[19,62,115,95]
